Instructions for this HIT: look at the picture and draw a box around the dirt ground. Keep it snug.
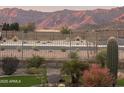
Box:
[1,49,124,61]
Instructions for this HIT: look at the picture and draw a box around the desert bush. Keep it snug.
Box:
[2,57,19,75]
[26,67,42,74]
[83,64,113,87]
[12,36,18,42]
[26,56,44,68]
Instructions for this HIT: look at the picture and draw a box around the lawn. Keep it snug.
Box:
[0,75,42,87]
[117,79,124,86]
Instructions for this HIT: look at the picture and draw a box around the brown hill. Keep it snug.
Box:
[1,7,124,30]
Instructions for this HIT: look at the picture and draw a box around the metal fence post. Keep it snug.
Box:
[0,31,1,60]
[69,30,72,54]
[86,40,89,60]
[95,32,98,55]
[21,30,24,60]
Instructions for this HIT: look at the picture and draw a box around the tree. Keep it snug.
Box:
[6,23,10,31]
[2,22,19,38]
[14,23,19,31]
[20,25,28,33]
[60,26,71,34]
[2,23,9,38]
[10,23,19,31]
[61,60,89,86]
[20,22,35,32]
[27,22,35,31]
[2,23,6,31]
[60,26,72,53]
[9,23,15,37]
[20,22,36,40]
[83,64,113,87]
[9,23,15,31]
[96,49,107,67]
[9,23,19,31]
[2,57,19,75]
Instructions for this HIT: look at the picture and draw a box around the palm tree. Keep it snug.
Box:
[60,26,71,35]
[60,26,72,53]
[61,60,89,86]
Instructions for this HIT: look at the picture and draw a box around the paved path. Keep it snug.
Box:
[47,68,61,84]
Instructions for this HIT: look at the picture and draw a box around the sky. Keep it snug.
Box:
[0,6,116,12]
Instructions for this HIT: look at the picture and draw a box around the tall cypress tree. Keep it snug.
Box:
[2,23,9,38]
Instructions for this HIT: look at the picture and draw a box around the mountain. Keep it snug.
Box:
[0,8,49,25]
[1,7,124,30]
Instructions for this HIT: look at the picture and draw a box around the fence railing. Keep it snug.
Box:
[0,30,124,61]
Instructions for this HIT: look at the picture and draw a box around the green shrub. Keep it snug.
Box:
[96,49,107,67]
[39,67,48,85]
[62,75,71,86]
[26,56,44,68]
[68,51,79,60]
[2,57,19,75]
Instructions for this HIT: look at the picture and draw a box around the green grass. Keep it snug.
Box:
[117,79,124,86]
[0,75,42,87]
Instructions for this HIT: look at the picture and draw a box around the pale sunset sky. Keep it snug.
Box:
[0,6,116,12]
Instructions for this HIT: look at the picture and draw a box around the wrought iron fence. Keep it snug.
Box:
[0,30,124,61]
